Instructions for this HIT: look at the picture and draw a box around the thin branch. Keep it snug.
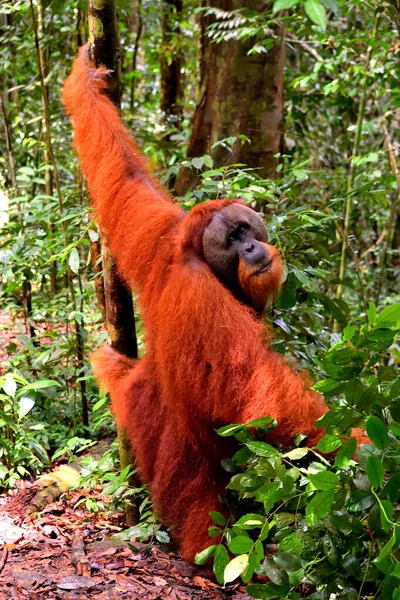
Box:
[287,32,325,63]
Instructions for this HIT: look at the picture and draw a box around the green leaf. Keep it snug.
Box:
[0,465,9,481]
[342,555,360,576]
[306,490,334,525]
[232,447,252,466]
[381,473,400,502]
[316,435,342,453]
[304,0,327,29]
[216,423,243,437]
[203,155,213,168]
[380,500,393,532]
[283,448,308,460]
[228,536,253,555]
[234,514,265,530]
[375,554,393,575]
[393,587,400,600]
[18,396,35,419]
[334,438,357,468]
[242,549,256,584]
[192,157,204,170]
[366,302,377,326]
[279,532,302,554]
[92,397,107,412]
[366,455,385,488]
[245,416,274,429]
[210,511,227,526]
[288,567,304,587]
[68,247,80,274]
[247,583,288,599]
[390,379,400,400]
[256,481,282,503]
[24,380,60,391]
[342,324,356,342]
[320,0,340,14]
[213,544,229,584]
[3,374,17,398]
[254,540,265,569]
[273,552,301,573]
[88,229,99,242]
[19,166,35,176]
[347,490,374,512]
[292,169,308,181]
[220,458,238,473]
[366,416,389,450]
[330,513,352,534]
[227,472,263,492]
[245,441,278,457]
[391,560,400,578]
[376,534,395,563]
[356,385,379,410]
[323,535,338,565]
[313,379,343,393]
[272,0,298,15]
[223,554,249,584]
[391,422,400,437]
[375,303,400,327]
[155,530,170,543]
[345,378,364,405]
[309,470,339,490]
[195,544,216,565]
[363,329,395,351]
[208,526,223,538]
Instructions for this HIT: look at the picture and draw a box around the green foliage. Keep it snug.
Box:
[196,304,400,598]
[0,1,399,586]
[0,372,58,487]
[111,489,171,548]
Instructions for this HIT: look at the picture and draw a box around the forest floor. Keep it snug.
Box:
[0,311,251,599]
[0,486,251,600]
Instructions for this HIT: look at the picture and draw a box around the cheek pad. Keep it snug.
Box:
[203,227,238,280]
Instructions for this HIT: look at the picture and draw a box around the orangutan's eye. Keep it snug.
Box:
[227,223,248,247]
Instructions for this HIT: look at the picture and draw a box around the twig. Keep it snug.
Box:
[287,32,325,63]
[0,547,8,574]
[130,0,143,111]
[71,533,91,577]
[360,230,387,259]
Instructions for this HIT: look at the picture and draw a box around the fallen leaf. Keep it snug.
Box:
[56,575,99,590]
[192,575,218,590]
[153,576,168,586]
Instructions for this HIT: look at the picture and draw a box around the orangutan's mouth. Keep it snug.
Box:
[257,259,273,274]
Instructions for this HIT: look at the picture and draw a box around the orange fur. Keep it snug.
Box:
[238,243,283,309]
[63,46,368,562]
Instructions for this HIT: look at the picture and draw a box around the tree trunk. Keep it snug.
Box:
[175,0,285,195]
[88,0,139,526]
[160,0,183,127]
[127,0,143,112]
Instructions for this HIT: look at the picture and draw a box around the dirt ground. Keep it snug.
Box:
[0,486,251,600]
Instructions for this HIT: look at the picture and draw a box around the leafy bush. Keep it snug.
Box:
[0,372,59,487]
[196,302,400,599]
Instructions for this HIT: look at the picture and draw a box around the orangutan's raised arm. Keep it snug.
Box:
[62,45,184,290]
